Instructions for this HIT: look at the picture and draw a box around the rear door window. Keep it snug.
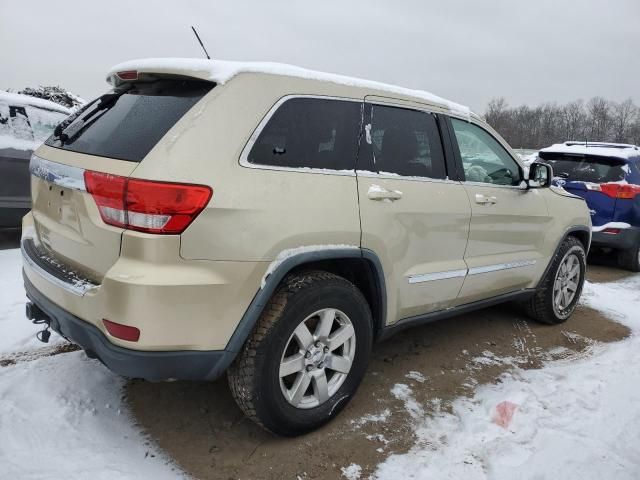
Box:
[247,97,361,171]
[361,104,446,179]
[46,79,213,162]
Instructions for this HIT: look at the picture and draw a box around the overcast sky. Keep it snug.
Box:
[1,0,638,113]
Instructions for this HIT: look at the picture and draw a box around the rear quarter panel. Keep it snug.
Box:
[131,74,369,263]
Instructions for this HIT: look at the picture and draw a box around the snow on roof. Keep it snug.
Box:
[540,141,640,160]
[106,58,472,118]
[0,91,72,115]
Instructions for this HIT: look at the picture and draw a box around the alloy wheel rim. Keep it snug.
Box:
[279,308,356,409]
[552,252,581,318]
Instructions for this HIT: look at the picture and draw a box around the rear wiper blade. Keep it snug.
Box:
[55,86,131,144]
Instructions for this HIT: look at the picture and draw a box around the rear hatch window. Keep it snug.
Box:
[539,152,627,183]
[45,79,213,162]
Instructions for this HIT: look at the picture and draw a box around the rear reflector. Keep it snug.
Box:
[602,228,621,234]
[594,183,640,199]
[103,319,140,342]
[84,171,212,234]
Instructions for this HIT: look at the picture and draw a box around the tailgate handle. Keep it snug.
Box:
[368,185,403,201]
[475,193,497,204]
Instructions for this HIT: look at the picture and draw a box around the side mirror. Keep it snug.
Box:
[527,162,553,188]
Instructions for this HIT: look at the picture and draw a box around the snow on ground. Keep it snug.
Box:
[2,243,640,479]
[0,248,181,479]
[0,352,181,479]
[375,275,640,480]
[0,248,52,355]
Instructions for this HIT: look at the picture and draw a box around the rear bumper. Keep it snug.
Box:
[24,273,234,381]
[591,226,640,250]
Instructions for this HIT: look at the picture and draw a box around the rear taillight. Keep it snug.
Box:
[84,171,212,234]
[591,183,640,199]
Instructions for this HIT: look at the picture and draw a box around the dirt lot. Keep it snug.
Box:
[126,264,634,480]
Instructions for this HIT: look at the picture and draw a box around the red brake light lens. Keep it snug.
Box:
[103,319,140,342]
[116,70,138,81]
[84,171,212,234]
[598,183,640,199]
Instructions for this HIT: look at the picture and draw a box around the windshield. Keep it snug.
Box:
[46,79,213,162]
[539,152,628,183]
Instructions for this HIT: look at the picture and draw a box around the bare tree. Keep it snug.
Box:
[586,97,612,141]
[483,96,638,148]
[611,99,637,143]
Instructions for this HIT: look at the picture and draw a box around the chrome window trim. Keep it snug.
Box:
[408,269,467,284]
[468,259,537,276]
[30,154,86,192]
[238,94,362,177]
[21,240,97,296]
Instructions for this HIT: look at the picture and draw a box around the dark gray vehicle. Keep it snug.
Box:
[0,91,70,228]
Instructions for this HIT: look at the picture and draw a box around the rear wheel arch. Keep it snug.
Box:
[225,248,387,355]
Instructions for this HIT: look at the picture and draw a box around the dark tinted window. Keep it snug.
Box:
[248,98,361,170]
[362,104,446,179]
[46,80,213,162]
[538,152,628,183]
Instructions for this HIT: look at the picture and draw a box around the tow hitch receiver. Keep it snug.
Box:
[26,302,51,343]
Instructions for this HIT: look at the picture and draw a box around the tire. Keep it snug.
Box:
[617,241,640,272]
[227,270,373,436]
[524,236,586,325]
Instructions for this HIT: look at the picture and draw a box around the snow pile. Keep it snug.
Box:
[0,134,38,151]
[0,352,181,479]
[0,90,72,115]
[107,58,472,118]
[374,275,640,480]
[341,463,362,480]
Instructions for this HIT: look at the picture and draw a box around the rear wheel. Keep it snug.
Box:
[617,241,640,272]
[525,236,586,324]
[227,270,372,436]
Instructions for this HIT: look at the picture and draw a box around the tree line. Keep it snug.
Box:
[484,97,640,149]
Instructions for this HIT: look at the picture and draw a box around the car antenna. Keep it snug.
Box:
[191,26,211,60]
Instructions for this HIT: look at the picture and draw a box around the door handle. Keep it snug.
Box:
[475,193,497,204]
[367,185,403,201]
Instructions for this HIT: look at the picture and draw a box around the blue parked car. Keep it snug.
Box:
[538,142,640,271]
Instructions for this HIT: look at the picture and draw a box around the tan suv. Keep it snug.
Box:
[22,59,591,436]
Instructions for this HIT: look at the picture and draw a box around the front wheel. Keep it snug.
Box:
[525,236,587,324]
[227,270,373,436]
